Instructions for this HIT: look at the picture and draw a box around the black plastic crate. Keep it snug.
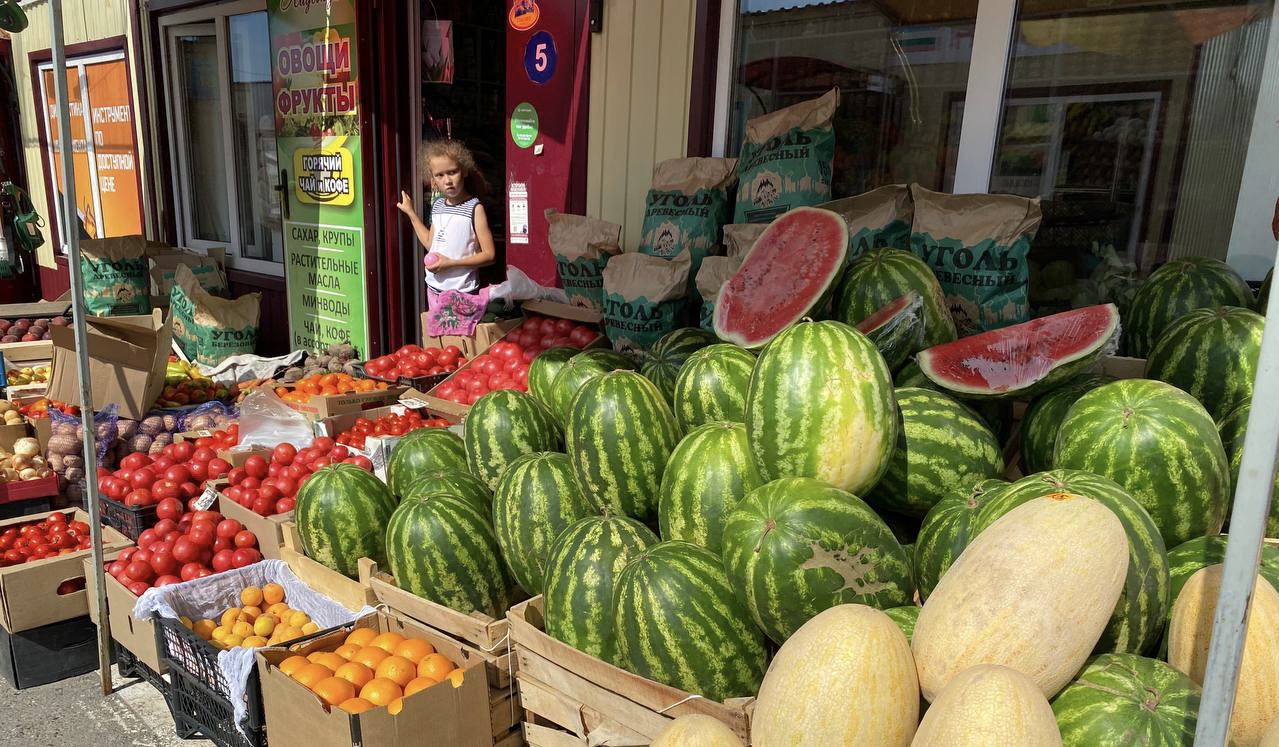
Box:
[115,641,168,698]
[0,615,104,690]
[351,361,450,392]
[99,495,158,541]
[154,616,265,747]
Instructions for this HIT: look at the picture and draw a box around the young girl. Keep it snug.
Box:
[397,140,497,333]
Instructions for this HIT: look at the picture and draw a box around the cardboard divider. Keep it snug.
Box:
[421,318,524,360]
[84,550,167,675]
[45,310,173,421]
[281,386,408,422]
[278,522,376,611]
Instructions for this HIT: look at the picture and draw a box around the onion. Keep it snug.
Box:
[13,437,39,458]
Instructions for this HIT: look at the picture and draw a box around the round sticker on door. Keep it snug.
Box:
[509,0,540,31]
[524,30,557,85]
[511,102,539,149]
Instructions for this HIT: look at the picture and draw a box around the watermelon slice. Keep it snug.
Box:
[855,292,925,371]
[917,304,1121,398]
[713,207,848,348]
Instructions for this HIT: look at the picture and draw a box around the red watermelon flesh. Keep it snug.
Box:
[713,207,848,348]
[856,292,922,334]
[917,304,1120,397]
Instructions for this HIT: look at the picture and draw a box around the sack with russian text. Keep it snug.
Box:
[638,157,736,291]
[601,252,690,359]
[820,184,913,264]
[170,265,261,366]
[733,87,839,224]
[546,209,622,313]
[81,236,151,317]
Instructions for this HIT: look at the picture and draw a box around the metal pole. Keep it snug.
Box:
[48,0,112,695]
[1194,240,1279,746]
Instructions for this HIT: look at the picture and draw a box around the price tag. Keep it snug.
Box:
[399,397,432,410]
[194,486,219,511]
[370,440,389,474]
[194,429,213,438]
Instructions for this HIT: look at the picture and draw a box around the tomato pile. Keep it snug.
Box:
[97,441,234,510]
[335,410,451,451]
[276,373,390,405]
[502,315,599,354]
[362,344,467,381]
[109,508,262,596]
[189,424,240,451]
[17,398,79,420]
[222,437,374,517]
[432,316,598,405]
[0,512,94,567]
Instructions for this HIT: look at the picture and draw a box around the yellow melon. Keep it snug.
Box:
[912,494,1127,701]
[752,604,918,747]
[1261,717,1279,747]
[650,714,744,747]
[910,664,1061,746]
[1168,564,1279,747]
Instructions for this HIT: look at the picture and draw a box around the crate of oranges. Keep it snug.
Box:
[257,610,490,747]
[275,372,405,421]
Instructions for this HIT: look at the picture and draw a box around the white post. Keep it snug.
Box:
[48,0,112,694]
[951,0,1019,194]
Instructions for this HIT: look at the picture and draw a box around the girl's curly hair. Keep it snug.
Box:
[423,139,489,198]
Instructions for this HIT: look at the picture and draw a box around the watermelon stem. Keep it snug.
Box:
[753,519,777,554]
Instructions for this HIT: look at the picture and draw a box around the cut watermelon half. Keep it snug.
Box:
[713,207,848,348]
[856,292,925,371]
[917,304,1121,398]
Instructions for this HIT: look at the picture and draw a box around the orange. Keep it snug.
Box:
[387,697,404,716]
[292,663,334,689]
[392,638,434,664]
[359,678,403,707]
[345,628,377,648]
[367,632,405,655]
[374,656,416,688]
[417,653,455,682]
[338,697,375,715]
[333,662,375,690]
[353,646,390,670]
[334,643,362,662]
[310,652,347,673]
[312,676,356,707]
[403,677,437,697]
[278,655,310,677]
[262,583,285,606]
[445,669,464,688]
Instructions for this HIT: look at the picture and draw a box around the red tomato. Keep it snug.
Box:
[283,464,308,482]
[192,510,222,524]
[436,383,458,400]
[194,568,214,579]
[272,477,297,497]
[137,529,160,550]
[310,457,333,469]
[190,446,217,463]
[179,562,203,582]
[208,459,232,478]
[170,441,195,462]
[125,561,154,582]
[239,477,261,491]
[552,318,575,335]
[126,581,152,596]
[215,519,244,539]
[153,575,181,588]
[224,486,243,504]
[329,445,349,462]
[569,326,597,346]
[188,460,209,483]
[108,560,127,578]
[152,480,181,501]
[522,317,544,335]
[187,523,215,547]
[243,455,269,480]
[213,536,232,554]
[162,465,191,484]
[252,497,275,516]
[272,443,297,466]
[154,518,180,537]
[178,482,200,500]
[274,498,296,514]
[226,467,246,485]
[130,467,158,490]
[347,455,374,471]
[312,436,336,453]
[211,549,235,573]
[120,452,153,471]
[233,530,258,548]
[231,548,262,569]
[258,485,283,503]
[150,548,179,576]
[124,489,153,508]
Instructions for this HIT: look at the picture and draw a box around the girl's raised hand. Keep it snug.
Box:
[396,190,415,216]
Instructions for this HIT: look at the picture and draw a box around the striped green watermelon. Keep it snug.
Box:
[528,346,579,408]
[385,427,468,498]
[1124,257,1254,358]
[385,492,513,617]
[832,248,956,347]
[973,470,1169,655]
[895,360,1014,442]
[912,477,1008,601]
[1259,267,1272,312]
[657,422,763,554]
[463,389,562,490]
[1144,306,1264,421]
[746,320,897,495]
[295,464,398,578]
[547,348,636,426]
[400,468,491,515]
[566,370,682,522]
[613,541,769,700]
[1020,375,1112,474]
[1051,653,1201,746]
[866,387,1003,517]
[884,606,919,643]
[1218,401,1279,538]
[672,344,755,431]
[491,452,596,596]
[853,292,926,372]
[543,514,659,666]
[1167,535,1279,607]
[721,477,912,644]
[640,328,718,405]
[1054,379,1230,548]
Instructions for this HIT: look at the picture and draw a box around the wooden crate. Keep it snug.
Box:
[507,596,752,746]
[278,522,376,611]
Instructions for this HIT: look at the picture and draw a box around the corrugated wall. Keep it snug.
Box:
[586,0,699,250]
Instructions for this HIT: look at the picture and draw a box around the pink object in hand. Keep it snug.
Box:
[424,252,442,269]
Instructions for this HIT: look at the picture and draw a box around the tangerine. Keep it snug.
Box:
[310,652,347,672]
[359,677,403,707]
[374,656,416,688]
[445,669,464,688]
[337,698,375,715]
[278,655,310,677]
[334,643,362,661]
[353,646,390,670]
[417,653,455,682]
[403,677,437,697]
[387,697,404,716]
[313,676,356,707]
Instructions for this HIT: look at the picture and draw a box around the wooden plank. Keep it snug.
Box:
[359,558,509,649]
[277,541,375,612]
[522,723,586,747]
[515,674,586,735]
[494,730,526,747]
[491,685,522,737]
[515,648,673,740]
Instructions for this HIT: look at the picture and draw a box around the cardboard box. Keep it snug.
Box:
[519,300,603,325]
[28,416,52,455]
[257,609,491,747]
[508,596,752,745]
[0,339,52,399]
[0,614,100,690]
[46,310,173,421]
[84,550,166,674]
[0,509,132,633]
[279,522,376,611]
[218,493,291,561]
[422,317,523,360]
[0,292,71,320]
[282,385,408,422]
[0,422,31,452]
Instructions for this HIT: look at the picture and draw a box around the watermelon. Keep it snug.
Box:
[853,292,926,372]
[884,606,920,643]
[546,347,636,426]
[657,422,763,554]
[640,328,718,404]
[385,427,468,498]
[896,360,1014,443]
[528,346,579,408]
[721,477,912,644]
[1144,306,1264,421]
[1167,536,1279,607]
[746,320,897,494]
[866,387,1004,517]
[713,206,848,349]
[832,248,957,347]
[1054,379,1230,548]
[294,464,398,578]
[1020,375,1112,474]
[1218,401,1279,538]
[542,514,659,666]
[385,492,513,617]
[917,303,1120,398]
[491,452,596,596]
[671,344,755,431]
[1259,267,1272,312]
[613,541,769,700]
[1124,257,1254,358]
[400,468,491,515]
[913,477,1008,601]
[566,370,682,522]
[1051,653,1201,746]
[973,470,1169,655]
[463,389,562,490]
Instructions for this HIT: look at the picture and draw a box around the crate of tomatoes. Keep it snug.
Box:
[276,373,404,421]
[356,343,467,392]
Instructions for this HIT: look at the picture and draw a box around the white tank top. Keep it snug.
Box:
[427,196,481,293]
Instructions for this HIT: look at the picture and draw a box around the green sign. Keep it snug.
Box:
[269,0,370,356]
[511,101,539,149]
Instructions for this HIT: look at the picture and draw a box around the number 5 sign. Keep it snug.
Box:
[523,30,557,85]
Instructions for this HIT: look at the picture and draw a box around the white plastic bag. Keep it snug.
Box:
[232,387,315,451]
